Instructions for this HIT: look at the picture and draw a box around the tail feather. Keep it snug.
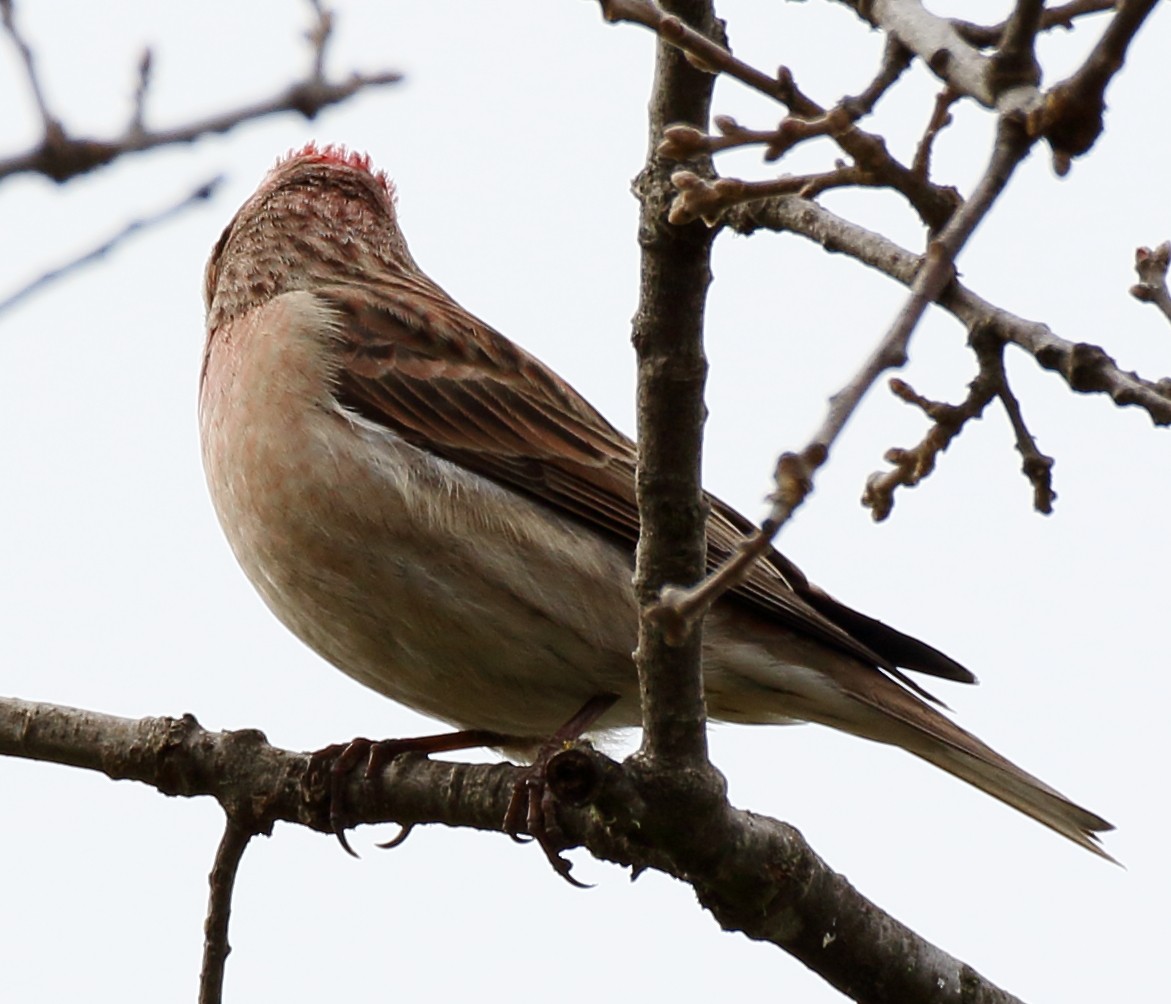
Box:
[790,659,1116,861]
[914,733,1115,861]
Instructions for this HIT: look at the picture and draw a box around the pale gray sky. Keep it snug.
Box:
[2,2,1168,1001]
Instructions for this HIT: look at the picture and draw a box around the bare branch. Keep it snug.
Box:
[627,0,718,768]
[911,87,960,179]
[653,115,1037,626]
[0,0,58,137]
[0,177,223,317]
[199,818,254,1004]
[127,48,153,139]
[0,0,401,184]
[659,39,910,167]
[993,348,1057,514]
[0,696,1028,1004]
[842,34,916,119]
[990,0,1045,92]
[1034,0,1161,172]
[953,0,1117,49]
[660,106,854,164]
[862,368,999,522]
[667,164,874,225]
[598,0,792,100]
[305,0,334,81]
[725,195,1171,425]
[1129,241,1171,324]
[833,0,1039,110]
[863,329,1055,520]
[597,0,960,230]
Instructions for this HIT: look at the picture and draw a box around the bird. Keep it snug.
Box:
[199,142,1112,864]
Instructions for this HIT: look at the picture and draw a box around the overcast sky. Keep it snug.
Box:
[2,2,1168,1002]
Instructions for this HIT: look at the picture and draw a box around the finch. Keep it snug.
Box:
[200,143,1111,858]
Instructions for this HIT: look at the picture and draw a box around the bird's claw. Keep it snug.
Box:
[308,737,421,857]
[503,748,591,889]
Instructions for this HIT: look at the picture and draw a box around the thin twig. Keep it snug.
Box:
[953,0,1118,49]
[0,0,401,184]
[862,327,1055,519]
[659,107,854,164]
[199,817,254,1004]
[665,34,913,164]
[0,176,223,317]
[652,114,1038,626]
[305,0,334,82]
[992,348,1057,514]
[1129,242,1171,324]
[599,0,791,101]
[127,48,152,139]
[0,0,59,137]
[667,164,873,225]
[911,87,959,180]
[842,34,915,119]
[861,366,1000,521]
[596,0,960,229]
[659,40,909,167]
[836,0,1004,108]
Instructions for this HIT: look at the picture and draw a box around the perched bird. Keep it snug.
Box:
[200,142,1112,860]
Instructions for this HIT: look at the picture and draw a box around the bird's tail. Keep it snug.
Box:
[837,675,1115,861]
[759,652,1117,860]
[908,724,1114,860]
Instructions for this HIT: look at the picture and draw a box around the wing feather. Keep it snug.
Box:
[318,280,972,687]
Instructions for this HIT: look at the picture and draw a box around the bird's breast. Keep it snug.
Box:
[199,293,641,736]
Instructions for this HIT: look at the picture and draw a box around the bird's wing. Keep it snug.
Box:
[317,279,971,686]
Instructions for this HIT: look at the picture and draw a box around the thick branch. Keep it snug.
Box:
[624,0,719,768]
[834,0,1040,111]
[1,697,1024,1004]
[1036,0,1161,169]
[992,0,1045,91]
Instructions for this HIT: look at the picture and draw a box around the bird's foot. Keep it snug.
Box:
[308,729,512,856]
[502,694,620,889]
[503,748,588,887]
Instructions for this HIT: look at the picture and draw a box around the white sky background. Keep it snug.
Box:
[2,1,1168,1001]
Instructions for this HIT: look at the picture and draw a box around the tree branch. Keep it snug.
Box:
[0,0,401,184]
[991,0,1045,92]
[1129,241,1171,324]
[952,0,1116,49]
[833,0,1037,110]
[652,113,1037,627]
[726,195,1171,427]
[0,177,223,317]
[863,328,1055,520]
[1033,0,1161,172]
[199,817,254,1004]
[0,696,1026,1004]
[613,0,720,770]
[599,0,960,230]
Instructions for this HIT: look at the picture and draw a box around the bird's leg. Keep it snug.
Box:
[309,729,522,857]
[503,693,620,888]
